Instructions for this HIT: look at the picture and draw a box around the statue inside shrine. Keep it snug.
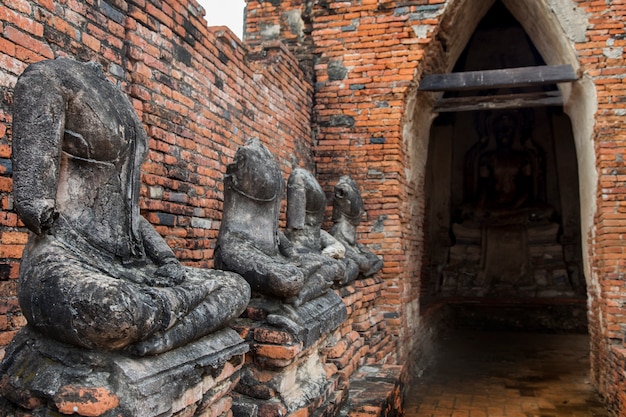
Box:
[331,176,384,282]
[459,112,553,225]
[11,58,250,356]
[215,139,337,307]
[444,110,574,296]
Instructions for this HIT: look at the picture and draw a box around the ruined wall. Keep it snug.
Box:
[0,0,313,358]
[245,0,626,414]
[584,0,626,409]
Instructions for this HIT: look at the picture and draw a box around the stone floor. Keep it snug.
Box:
[404,330,610,417]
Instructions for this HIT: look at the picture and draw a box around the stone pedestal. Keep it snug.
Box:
[442,222,578,298]
[0,327,248,417]
[232,291,347,417]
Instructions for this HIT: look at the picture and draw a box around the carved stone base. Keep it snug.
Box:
[241,290,348,352]
[232,291,347,416]
[442,222,579,298]
[0,326,248,417]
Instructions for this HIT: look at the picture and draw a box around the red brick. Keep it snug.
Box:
[0,51,27,76]
[258,401,288,417]
[323,339,348,359]
[54,386,119,416]
[0,245,24,259]
[253,328,297,345]
[0,329,17,345]
[82,32,101,52]
[4,27,52,59]
[253,343,302,360]
[288,407,308,417]
[1,232,27,245]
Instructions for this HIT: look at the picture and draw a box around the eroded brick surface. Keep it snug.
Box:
[54,386,120,417]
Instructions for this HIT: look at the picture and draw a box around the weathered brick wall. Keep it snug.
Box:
[245,0,626,413]
[582,0,626,412]
[0,0,313,358]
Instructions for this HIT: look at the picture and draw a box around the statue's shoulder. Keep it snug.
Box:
[21,57,71,78]
[18,58,104,92]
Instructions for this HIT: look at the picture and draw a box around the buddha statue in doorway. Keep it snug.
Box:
[444,110,571,297]
[459,111,553,225]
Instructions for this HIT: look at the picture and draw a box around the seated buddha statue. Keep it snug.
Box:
[215,140,341,307]
[449,111,560,293]
[330,176,384,282]
[459,112,554,226]
[284,168,346,282]
[11,58,250,356]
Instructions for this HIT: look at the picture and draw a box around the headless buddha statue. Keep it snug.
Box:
[284,168,346,282]
[11,58,250,356]
[330,176,383,282]
[215,140,338,307]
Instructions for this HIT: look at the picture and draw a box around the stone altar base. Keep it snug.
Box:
[231,291,348,417]
[0,327,248,417]
[442,222,579,298]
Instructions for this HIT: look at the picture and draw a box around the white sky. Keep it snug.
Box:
[197,0,246,39]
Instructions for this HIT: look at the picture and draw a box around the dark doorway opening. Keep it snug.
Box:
[421,1,587,332]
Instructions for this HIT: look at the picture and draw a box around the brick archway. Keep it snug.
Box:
[404,0,600,381]
[406,0,596,297]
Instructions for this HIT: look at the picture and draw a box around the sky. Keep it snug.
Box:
[197,0,246,39]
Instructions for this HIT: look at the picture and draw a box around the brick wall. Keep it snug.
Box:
[0,0,313,359]
[245,0,626,414]
[572,1,626,414]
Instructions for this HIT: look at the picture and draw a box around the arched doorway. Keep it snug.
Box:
[403,0,598,353]
[421,3,587,328]
[402,1,606,411]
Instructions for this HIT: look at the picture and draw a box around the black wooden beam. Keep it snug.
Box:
[433,91,563,112]
[419,65,577,92]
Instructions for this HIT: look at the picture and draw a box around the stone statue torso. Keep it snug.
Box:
[219,139,283,256]
[10,58,251,355]
[285,168,326,252]
[16,58,147,261]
